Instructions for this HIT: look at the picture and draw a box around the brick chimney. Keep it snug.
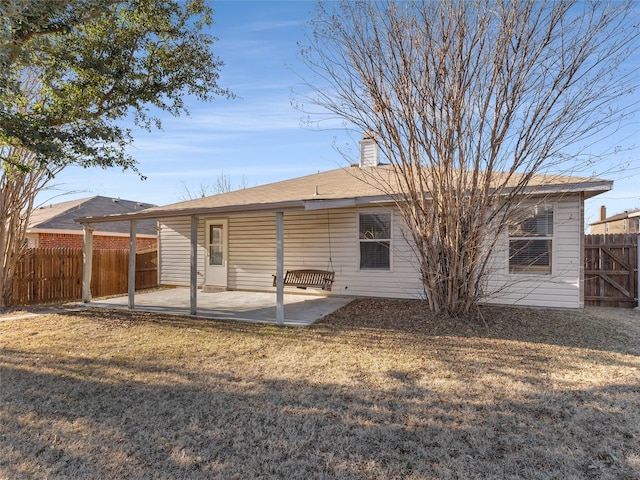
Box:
[599,205,607,221]
[359,131,380,168]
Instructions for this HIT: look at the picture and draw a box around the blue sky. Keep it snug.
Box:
[41,1,348,205]
[38,0,639,226]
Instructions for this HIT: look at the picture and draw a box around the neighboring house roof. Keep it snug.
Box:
[589,208,640,226]
[30,196,157,236]
[76,165,612,224]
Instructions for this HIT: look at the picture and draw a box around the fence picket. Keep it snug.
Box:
[584,234,638,307]
[11,248,158,306]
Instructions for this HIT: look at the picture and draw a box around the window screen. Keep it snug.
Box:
[359,213,390,269]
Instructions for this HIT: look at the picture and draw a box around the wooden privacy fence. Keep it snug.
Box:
[135,248,158,292]
[584,234,638,308]
[12,248,158,306]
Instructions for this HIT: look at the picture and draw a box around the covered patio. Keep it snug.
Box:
[85,288,353,327]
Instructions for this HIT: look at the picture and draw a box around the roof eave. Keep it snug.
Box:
[27,227,157,238]
[517,180,612,199]
[75,194,400,224]
[74,180,611,224]
[75,199,308,224]
[303,195,394,210]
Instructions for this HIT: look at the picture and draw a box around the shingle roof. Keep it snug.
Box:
[76,165,612,224]
[589,208,640,225]
[30,196,157,235]
[142,166,390,213]
[144,165,609,210]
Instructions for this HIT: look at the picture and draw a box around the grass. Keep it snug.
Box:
[0,300,639,479]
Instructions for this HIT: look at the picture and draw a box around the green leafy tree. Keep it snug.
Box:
[0,0,233,307]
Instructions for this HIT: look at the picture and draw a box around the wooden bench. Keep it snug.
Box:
[272,269,335,291]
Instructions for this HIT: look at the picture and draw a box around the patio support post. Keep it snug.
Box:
[82,223,94,302]
[276,211,284,325]
[128,220,137,309]
[190,215,198,315]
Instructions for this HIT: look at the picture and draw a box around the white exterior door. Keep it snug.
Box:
[205,219,227,287]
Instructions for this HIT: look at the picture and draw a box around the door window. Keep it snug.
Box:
[209,225,223,266]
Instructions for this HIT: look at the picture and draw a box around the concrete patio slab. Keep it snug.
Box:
[85,288,354,327]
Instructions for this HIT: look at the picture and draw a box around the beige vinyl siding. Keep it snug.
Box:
[228,208,423,299]
[483,195,583,308]
[158,195,583,307]
[158,216,206,287]
[343,208,423,299]
[159,207,423,299]
[227,214,276,291]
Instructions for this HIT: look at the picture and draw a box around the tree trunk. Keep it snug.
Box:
[1,147,51,308]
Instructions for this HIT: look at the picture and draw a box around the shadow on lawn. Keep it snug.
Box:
[314,298,640,356]
[40,300,639,366]
[57,303,639,360]
[1,345,639,480]
[4,296,637,358]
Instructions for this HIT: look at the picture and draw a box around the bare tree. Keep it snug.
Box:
[179,173,250,200]
[213,173,250,194]
[180,182,215,200]
[214,173,233,195]
[237,174,249,191]
[299,0,639,315]
[0,66,71,307]
[0,147,44,307]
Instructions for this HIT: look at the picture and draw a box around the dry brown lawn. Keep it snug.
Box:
[0,300,639,479]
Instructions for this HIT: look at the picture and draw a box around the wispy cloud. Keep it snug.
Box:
[247,19,305,32]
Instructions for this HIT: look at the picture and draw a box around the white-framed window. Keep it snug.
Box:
[508,204,553,274]
[358,212,391,270]
[208,224,223,266]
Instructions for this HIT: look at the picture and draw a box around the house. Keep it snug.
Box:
[76,137,612,317]
[28,196,157,250]
[589,206,640,234]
